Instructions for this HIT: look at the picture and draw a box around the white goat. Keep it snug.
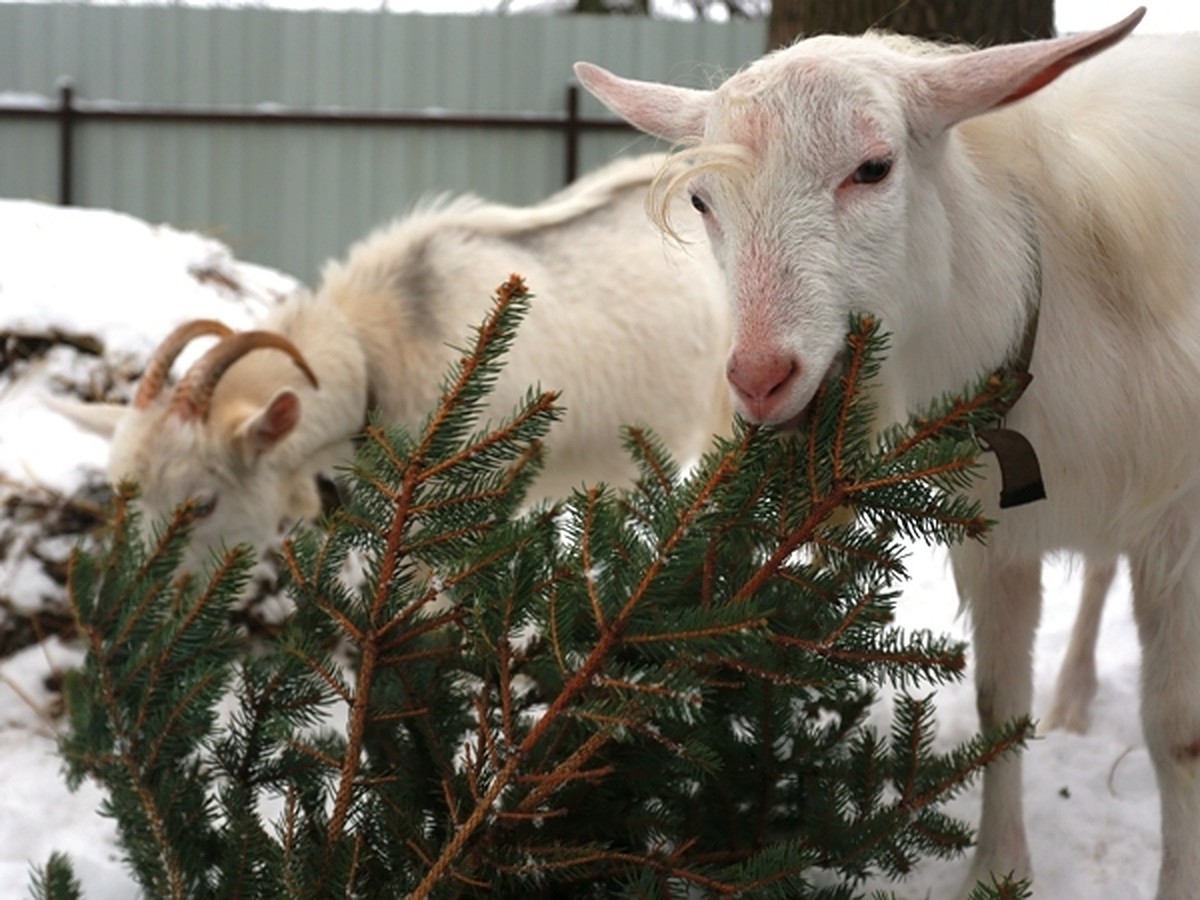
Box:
[74,154,731,572]
[577,8,1200,897]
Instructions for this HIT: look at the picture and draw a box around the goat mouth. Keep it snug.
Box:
[773,407,812,432]
[768,354,846,433]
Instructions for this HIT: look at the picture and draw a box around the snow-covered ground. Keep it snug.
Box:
[0,201,1158,898]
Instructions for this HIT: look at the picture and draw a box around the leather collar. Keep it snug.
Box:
[975,200,1047,510]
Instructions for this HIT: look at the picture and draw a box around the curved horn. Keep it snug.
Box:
[169,331,320,421]
[134,319,235,409]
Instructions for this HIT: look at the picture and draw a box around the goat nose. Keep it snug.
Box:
[726,350,800,417]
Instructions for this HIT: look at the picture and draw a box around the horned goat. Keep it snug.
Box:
[577,8,1200,897]
[74,154,730,572]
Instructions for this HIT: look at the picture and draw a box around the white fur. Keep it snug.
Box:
[89,154,731,571]
[1042,557,1117,735]
[577,10,1200,897]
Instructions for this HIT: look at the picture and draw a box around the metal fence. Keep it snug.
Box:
[2,79,633,209]
[0,5,765,283]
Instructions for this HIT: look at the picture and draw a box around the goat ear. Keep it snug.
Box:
[574,62,709,142]
[43,395,127,438]
[915,7,1145,133]
[240,389,301,457]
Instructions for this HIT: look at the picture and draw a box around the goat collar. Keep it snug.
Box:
[974,207,1046,510]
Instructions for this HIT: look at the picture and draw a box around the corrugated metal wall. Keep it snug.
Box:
[0,4,765,283]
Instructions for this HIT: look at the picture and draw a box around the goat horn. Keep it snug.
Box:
[169,331,320,421]
[134,319,235,409]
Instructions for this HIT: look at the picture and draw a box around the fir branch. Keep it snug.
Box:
[580,490,608,630]
[414,274,538,456]
[513,726,615,813]
[68,620,185,894]
[323,631,378,871]
[911,716,1033,811]
[624,425,678,498]
[130,548,245,755]
[846,457,980,498]
[536,434,747,715]
[731,489,846,605]
[29,851,83,900]
[418,390,559,485]
[410,753,525,898]
[968,874,1033,899]
[103,495,195,637]
[61,491,248,899]
[831,313,881,483]
[623,617,769,645]
[502,845,765,897]
[412,434,754,892]
[283,736,342,770]
[882,373,1021,465]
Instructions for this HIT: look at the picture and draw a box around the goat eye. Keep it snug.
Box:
[690,193,710,215]
[852,158,892,185]
[191,494,218,520]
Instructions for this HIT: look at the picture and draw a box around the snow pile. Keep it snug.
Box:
[0,200,299,618]
[0,199,293,361]
[0,201,1159,898]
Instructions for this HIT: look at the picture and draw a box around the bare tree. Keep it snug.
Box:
[768,0,1054,50]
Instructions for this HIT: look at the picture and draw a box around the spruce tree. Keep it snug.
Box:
[38,275,1031,899]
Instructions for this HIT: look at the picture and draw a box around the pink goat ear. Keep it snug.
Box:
[914,7,1145,133]
[574,62,710,142]
[242,389,300,456]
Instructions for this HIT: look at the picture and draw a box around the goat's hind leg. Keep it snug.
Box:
[951,544,1042,896]
[1042,556,1118,734]
[1129,504,1200,900]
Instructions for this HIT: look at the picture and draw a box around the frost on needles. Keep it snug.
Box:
[38,275,1032,899]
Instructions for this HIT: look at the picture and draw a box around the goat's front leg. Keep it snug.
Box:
[1130,506,1200,900]
[951,543,1042,896]
[1042,556,1117,734]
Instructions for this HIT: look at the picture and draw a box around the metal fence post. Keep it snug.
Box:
[57,78,75,206]
[564,84,580,185]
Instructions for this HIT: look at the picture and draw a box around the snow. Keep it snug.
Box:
[0,200,291,359]
[0,200,1160,898]
[0,91,53,111]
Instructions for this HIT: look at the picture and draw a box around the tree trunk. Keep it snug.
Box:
[768,0,1055,51]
